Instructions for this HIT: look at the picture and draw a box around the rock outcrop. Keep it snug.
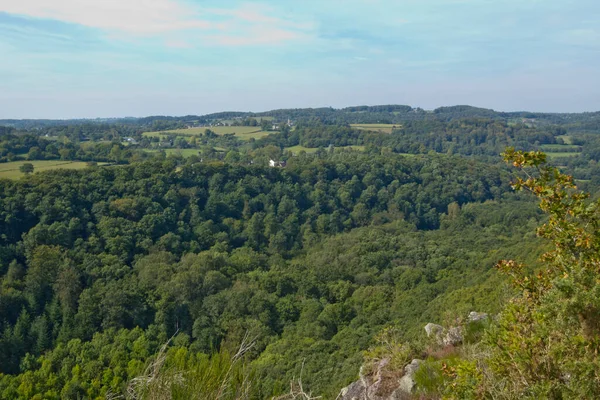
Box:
[424,323,444,337]
[424,322,463,346]
[339,357,423,400]
[339,313,489,399]
[468,311,489,323]
[396,359,422,394]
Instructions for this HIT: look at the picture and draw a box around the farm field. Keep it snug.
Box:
[285,145,366,154]
[557,135,574,145]
[284,145,319,154]
[0,160,104,179]
[350,124,399,134]
[144,148,226,158]
[143,126,275,141]
[546,152,580,159]
[540,144,581,152]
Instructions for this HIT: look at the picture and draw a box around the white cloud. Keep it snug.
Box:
[0,0,315,45]
[0,0,215,35]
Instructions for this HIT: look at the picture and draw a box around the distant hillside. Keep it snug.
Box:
[2,105,599,131]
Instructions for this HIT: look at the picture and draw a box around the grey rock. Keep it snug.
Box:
[339,380,366,400]
[468,312,489,322]
[424,323,444,337]
[396,359,422,395]
[443,326,463,346]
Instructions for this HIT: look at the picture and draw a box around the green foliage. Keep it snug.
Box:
[433,149,600,399]
[18,163,34,175]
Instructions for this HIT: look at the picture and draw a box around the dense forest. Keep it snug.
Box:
[1,105,599,398]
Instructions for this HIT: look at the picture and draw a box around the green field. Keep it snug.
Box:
[159,149,202,157]
[541,144,581,151]
[145,148,226,158]
[557,135,574,145]
[546,152,581,159]
[143,126,274,141]
[285,145,366,154]
[0,160,103,179]
[284,145,319,154]
[350,124,399,134]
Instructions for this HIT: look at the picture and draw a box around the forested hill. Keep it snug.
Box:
[0,150,545,398]
[2,104,599,130]
[1,104,600,398]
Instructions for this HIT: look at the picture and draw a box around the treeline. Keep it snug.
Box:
[4,105,598,132]
[255,119,559,156]
[0,133,138,163]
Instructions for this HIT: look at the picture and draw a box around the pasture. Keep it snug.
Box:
[557,135,574,145]
[0,160,103,179]
[285,145,366,155]
[143,126,274,141]
[545,152,580,159]
[540,144,581,152]
[144,148,227,158]
[350,124,399,134]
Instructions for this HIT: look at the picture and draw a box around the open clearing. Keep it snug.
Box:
[285,145,366,154]
[155,149,201,157]
[540,144,581,152]
[144,148,226,158]
[557,135,574,145]
[350,124,399,134]
[546,152,580,159]
[0,160,103,179]
[143,126,274,141]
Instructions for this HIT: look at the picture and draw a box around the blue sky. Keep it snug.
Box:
[0,0,599,118]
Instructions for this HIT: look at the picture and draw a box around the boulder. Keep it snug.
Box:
[424,323,444,337]
[339,380,366,400]
[396,359,422,394]
[468,312,489,322]
[442,326,463,346]
[339,358,422,400]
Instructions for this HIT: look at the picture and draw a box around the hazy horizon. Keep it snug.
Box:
[2,102,600,121]
[1,0,599,119]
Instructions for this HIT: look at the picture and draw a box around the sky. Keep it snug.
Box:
[0,0,599,118]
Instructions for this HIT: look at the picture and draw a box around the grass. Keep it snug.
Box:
[540,144,581,151]
[0,160,104,180]
[285,145,366,154]
[143,126,275,141]
[350,124,400,134]
[284,145,319,154]
[557,135,574,145]
[546,152,580,159]
[160,149,202,157]
[144,148,226,158]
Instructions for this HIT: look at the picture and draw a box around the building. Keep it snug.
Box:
[269,159,287,168]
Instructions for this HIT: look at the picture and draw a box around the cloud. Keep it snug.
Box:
[209,26,306,46]
[0,0,315,46]
[0,0,215,35]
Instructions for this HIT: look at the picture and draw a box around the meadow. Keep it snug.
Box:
[144,148,227,158]
[540,144,581,152]
[143,126,274,141]
[350,123,399,134]
[284,145,366,154]
[0,160,102,179]
[545,152,581,159]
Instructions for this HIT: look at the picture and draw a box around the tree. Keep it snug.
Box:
[27,147,42,160]
[450,149,600,398]
[19,163,34,175]
[261,119,271,131]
